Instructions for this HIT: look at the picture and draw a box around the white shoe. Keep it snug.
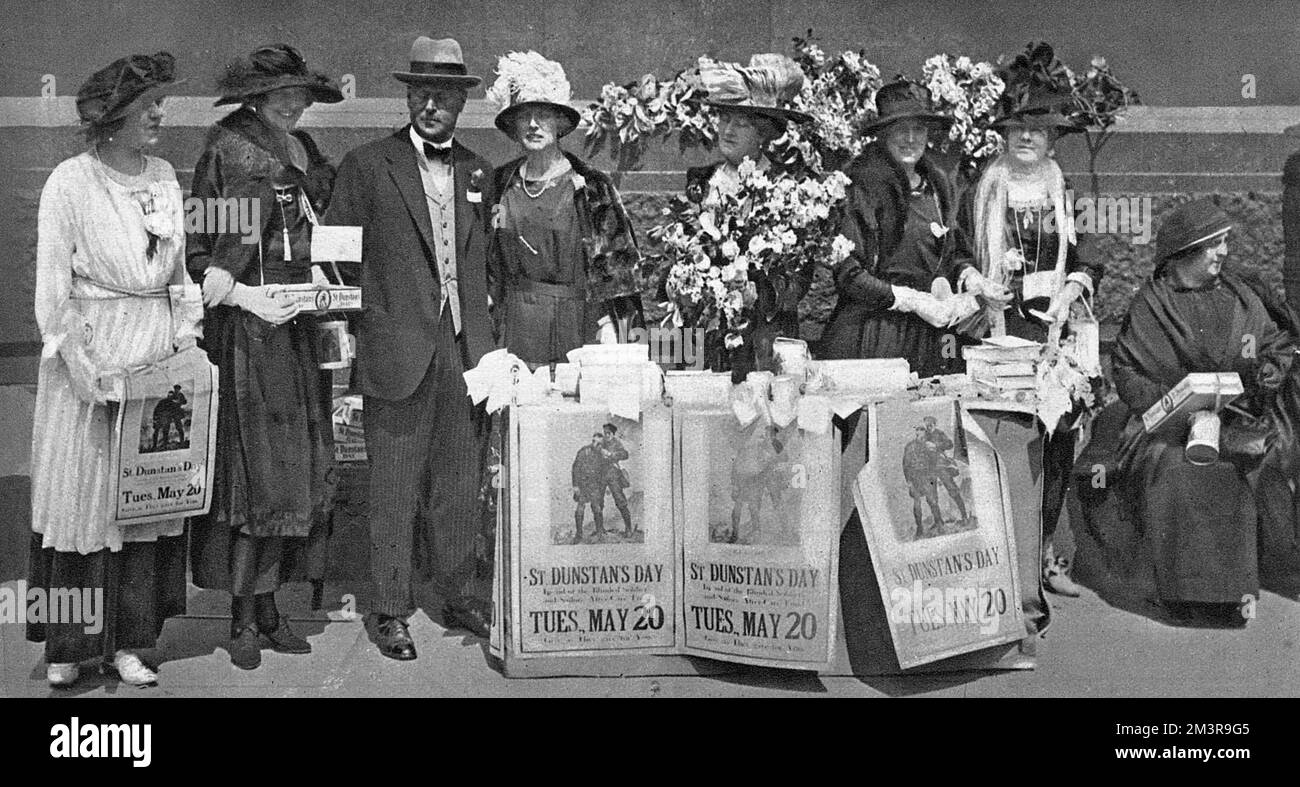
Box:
[47,662,80,687]
[111,650,158,686]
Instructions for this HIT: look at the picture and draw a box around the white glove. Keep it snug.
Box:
[1043,280,1086,323]
[888,285,924,313]
[961,268,1013,305]
[228,283,301,326]
[202,267,235,308]
[892,285,955,328]
[596,316,618,344]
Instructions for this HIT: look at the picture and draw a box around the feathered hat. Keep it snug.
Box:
[991,42,1081,133]
[700,53,812,125]
[214,44,343,107]
[487,51,581,137]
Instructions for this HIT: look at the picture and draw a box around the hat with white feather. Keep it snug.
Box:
[487,51,581,138]
[700,53,812,126]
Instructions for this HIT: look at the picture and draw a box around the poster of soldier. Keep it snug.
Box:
[854,398,1025,669]
[109,348,217,525]
[509,403,675,657]
[677,407,840,669]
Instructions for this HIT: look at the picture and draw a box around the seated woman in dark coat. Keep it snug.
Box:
[819,80,982,377]
[1112,198,1300,625]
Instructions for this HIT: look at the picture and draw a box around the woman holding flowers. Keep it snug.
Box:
[486,51,643,367]
[819,79,982,377]
[689,53,816,379]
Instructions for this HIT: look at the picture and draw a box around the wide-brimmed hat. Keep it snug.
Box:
[861,79,953,135]
[1155,198,1232,265]
[392,36,482,87]
[700,54,812,126]
[990,84,1082,134]
[215,44,343,106]
[486,51,581,138]
[76,52,187,128]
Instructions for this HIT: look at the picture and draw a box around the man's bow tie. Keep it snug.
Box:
[423,143,452,164]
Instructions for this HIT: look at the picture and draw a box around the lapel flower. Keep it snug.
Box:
[930,221,949,238]
[570,172,587,192]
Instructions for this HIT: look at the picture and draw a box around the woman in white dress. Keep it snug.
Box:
[27,52,199,687]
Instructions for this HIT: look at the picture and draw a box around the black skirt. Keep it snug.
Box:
[26,532,187,664]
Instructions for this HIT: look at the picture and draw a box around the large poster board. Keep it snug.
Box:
[852,397,1025,669]
[510,402,676,657]
[676,407,840,670]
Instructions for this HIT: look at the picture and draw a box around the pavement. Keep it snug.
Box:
[4,382,1299,698]
[4,574,1300,698]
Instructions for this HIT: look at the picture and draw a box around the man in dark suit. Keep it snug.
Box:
[325,36,495,660]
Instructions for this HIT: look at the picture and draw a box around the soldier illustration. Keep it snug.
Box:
[903,426,946,539]
[150,384,187,450]
[923,415,968,526]
[728,422,786,544]
[599,423,635,538]
[572,433,609,543]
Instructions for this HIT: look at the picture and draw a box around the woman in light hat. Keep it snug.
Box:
[820,78,980,377]
[486,51,644,367]
[1112,197,1300,624]
[186,44,343,670]
[953,45,1106,613]
[29,52,197,687]
[686,53,814,379]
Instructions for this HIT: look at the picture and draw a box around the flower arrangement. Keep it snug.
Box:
[922,54,1005,182]
[580,57,719,174]
[785,31,883,171]
[651,159,853,347]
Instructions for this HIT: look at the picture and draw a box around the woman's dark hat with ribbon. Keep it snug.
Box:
[1155,198,1233,268]
[992,42,1082,133]
[861,79,954,135]
[76,52,187,128]
[392,37,483,87]
[215,44,344,107]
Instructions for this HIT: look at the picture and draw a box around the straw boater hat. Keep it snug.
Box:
[214,44,343,106]
[700,54,812,126]
[992,42,1082,134]
[486,51,581,137]
[861,79,953,135]
[76,52,188,128]
[1155,198,1232,268]
[392,36,483,87]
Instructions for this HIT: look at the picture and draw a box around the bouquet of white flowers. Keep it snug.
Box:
[922,54,1005,180]
[652,160,854,348]
[580,57,719,173]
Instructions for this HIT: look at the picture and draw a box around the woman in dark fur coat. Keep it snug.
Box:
[186,44,343,670]
[819,80,982,377]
